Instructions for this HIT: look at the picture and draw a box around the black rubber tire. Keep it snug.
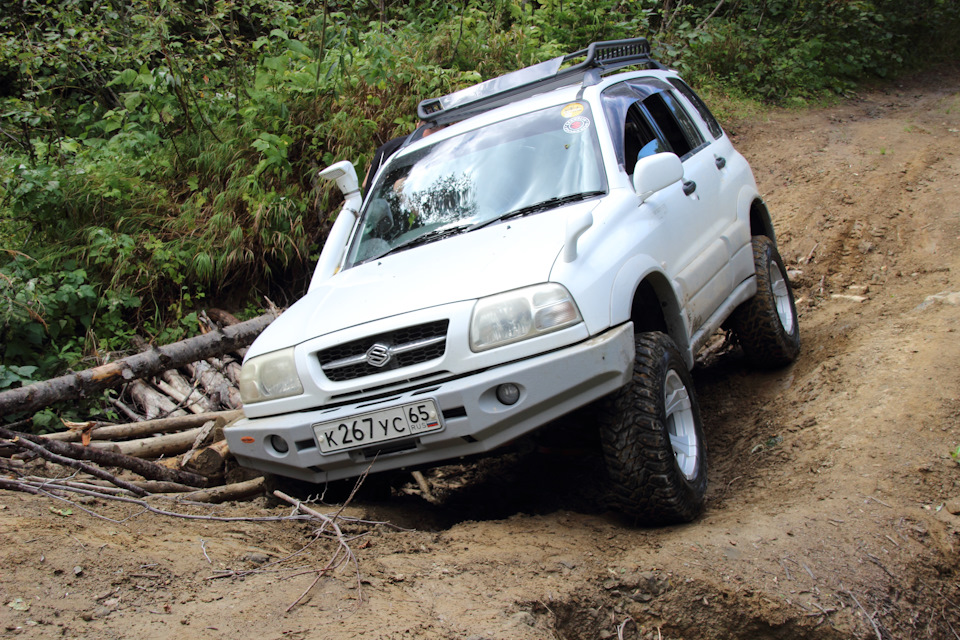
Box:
[731,236,801,368]
[597,331,707,525]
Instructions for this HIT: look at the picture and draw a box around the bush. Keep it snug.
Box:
[1,0,958,397]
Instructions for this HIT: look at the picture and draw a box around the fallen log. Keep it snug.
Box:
[160,369,213,413]
[0,310,278,418]
[43,410,242,443]
[208,355,242,387]
[182,439,230,477]
[173,476,265,503]
[113,426,208,459]
[186,361,242,410]
[154,378,209,414]
[179,417,223,469]
[128,379,188,419]
[0,426,212,487]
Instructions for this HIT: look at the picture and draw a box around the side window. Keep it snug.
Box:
[668,77,723,139]
[641,92,705,160]
[624,104,666,175]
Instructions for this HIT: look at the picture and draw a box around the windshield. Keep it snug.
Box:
[345,102,607,266]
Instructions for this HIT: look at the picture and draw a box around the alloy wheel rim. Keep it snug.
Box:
[664,369,699,480]
[768,261,795,335]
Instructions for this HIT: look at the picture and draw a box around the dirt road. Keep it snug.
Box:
[2,67,958,640]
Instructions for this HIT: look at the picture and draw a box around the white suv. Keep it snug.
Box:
[226,38,799,524]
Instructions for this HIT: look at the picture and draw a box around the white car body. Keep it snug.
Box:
[226,52,777,485]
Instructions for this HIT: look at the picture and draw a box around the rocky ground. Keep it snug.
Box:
[1,66,959,640]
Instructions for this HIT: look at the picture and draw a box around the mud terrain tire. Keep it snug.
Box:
[731,236,800,368]
[598,331,707,525]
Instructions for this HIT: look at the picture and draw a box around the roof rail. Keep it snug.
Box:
[417,37,665,126]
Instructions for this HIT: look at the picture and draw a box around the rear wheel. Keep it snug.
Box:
[597,331,707,525]
[731,236,800,368]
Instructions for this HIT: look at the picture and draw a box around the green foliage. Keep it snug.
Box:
[666,0,960,102]
[0,253,141,380]
[1,0,958,410]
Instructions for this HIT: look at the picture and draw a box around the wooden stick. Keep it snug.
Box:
[179,420,218,469]
[274,490,362,611]
[110,397,143,422]
[411,470,438,504]
[154,378,208,414]
[161,369,214,413]
[43,410,242,442]
[172,476,265,503]
[0,477,310,523]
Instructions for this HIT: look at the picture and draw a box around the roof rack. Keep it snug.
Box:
[417,37,665,126]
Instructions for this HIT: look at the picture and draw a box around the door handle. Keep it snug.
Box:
[683,180,697,196]
[715,156,726,170]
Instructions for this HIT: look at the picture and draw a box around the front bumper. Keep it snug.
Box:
[225,323,635,483]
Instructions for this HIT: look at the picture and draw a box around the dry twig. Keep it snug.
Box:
[273,489,365,612]
[0,476,310,524]
[1,431,148,496]
[844,589,884,640]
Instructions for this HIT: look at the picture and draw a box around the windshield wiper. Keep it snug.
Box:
[468,190,606,232]
[362,191,604,263]
[367,223,474,261]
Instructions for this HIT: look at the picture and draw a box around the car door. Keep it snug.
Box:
[609,82,735,332]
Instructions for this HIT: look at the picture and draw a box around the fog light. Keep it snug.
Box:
[496,383,521,406]
[269,435,289,454]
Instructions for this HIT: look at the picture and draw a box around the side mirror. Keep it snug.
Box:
[632,152,683,203]
[318,160,360,198]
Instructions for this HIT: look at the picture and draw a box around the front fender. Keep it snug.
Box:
[610,257,691,361]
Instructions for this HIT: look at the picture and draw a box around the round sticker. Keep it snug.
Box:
[561,102,584,118]
[563,116,591,134]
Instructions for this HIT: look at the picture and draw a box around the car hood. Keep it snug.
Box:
[246,207,590,359]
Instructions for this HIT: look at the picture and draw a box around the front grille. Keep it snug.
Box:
[318,320,449,382]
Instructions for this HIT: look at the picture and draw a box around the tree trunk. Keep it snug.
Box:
[0,310,278,418]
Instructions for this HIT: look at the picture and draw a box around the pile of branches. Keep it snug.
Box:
[0,410,262,503]
[0,308,280,504]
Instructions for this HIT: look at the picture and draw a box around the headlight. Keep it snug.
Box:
[239,347,304,404]
[470,284,582,352]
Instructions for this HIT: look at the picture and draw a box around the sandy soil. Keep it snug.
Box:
[2,66,959,640]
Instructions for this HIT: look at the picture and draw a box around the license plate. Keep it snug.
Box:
[314,400,443,454]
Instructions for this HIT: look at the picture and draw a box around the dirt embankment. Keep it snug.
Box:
[2,67,959,640]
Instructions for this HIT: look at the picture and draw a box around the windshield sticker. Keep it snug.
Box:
[563,116,590,134]
[560,102,584,118]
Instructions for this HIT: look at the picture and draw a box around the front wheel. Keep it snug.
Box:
[597,332,707,525]
[731,236,800,368]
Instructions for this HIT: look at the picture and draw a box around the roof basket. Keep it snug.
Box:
[417,37,664,125]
